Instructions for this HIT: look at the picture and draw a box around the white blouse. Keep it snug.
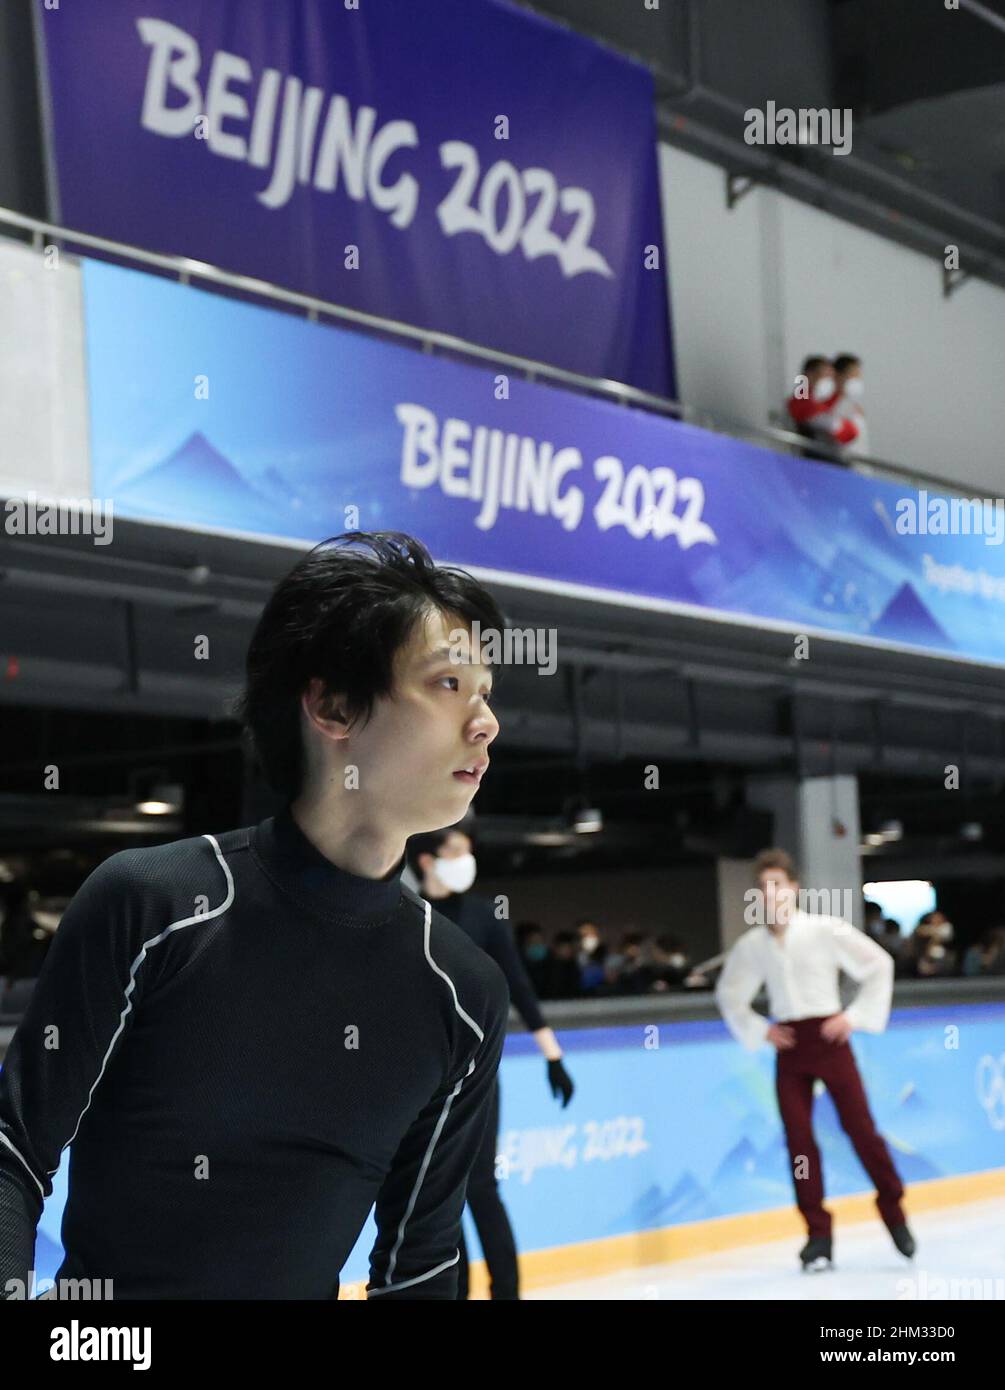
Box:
[715,909,894,1051]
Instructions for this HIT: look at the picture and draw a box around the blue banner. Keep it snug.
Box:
[29,1003,1005,1290]
[83,258,1005,668]
[40,0,673,395]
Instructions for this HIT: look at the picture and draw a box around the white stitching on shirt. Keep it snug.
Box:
[38,834,235,1182]
[379,897,485,1289]
[368,1251,461,1296]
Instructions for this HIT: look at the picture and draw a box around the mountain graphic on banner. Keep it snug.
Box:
[116,432,299,531]
[869,581,953,648]
[616,1170,717,1230]
[661,1169,718,1222]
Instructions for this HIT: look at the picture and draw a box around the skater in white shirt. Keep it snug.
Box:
[716,848,916,1272]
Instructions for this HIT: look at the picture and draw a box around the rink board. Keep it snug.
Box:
[25,1000,1004,1294]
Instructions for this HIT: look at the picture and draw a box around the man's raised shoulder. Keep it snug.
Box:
[82,830,243,916]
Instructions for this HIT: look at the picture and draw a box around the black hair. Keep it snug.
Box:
[406,824,475,878]
[234,531,506,799]
[800,355,830,375]
[515,921,544,942]
[833,353,861,374]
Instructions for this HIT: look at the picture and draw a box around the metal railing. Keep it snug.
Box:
[0,204,989,501]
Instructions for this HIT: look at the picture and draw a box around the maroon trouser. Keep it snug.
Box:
[775,1015,906,1239]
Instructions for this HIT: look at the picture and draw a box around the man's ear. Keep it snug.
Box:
[301,678,350,737]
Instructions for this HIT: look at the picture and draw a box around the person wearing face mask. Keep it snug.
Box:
[576,919,608,993]
[786,354,862,465]
[408,826,574,1300]
[516,922,550,995]
[821,353,869,461]
[786,356,840,452]
[652,935,692,992]
[909,911,958,979]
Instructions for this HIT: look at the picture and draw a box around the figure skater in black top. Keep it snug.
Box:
[0,533,511,1300]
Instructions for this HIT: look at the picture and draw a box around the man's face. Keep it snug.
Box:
[838,361,862,383]
[758,868,798,923]
[433,831,471,863]
[332,608,498,838]
[811,363,835,390]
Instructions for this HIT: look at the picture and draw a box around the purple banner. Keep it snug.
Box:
[39,0,674,395]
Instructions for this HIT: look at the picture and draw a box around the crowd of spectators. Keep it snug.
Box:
[517,905,1005,1001]
[516,919,708,1000]
[864,901,1005,981]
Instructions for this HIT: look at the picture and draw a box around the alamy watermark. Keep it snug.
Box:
[50,1319,151,1371]
[5,1272,113,1299]
[447,620,557,677]
[4,494,114,545]
[744,102,852,157]
[744,886,855,926]
[895,491,1004,545]
[896,1269,1003,1300]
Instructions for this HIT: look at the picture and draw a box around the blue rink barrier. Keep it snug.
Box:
[24,1000,1005,1291]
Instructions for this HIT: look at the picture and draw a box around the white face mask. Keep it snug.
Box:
[433,852,476,894]
[580,935,599,954]
[843,376,864,400]
[668,953,686,969]
[812,377,835,402]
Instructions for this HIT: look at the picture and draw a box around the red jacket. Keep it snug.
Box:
[787,389,859,444]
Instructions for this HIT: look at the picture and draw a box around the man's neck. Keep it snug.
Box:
[289,790,405,881]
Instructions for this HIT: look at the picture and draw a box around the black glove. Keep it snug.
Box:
[547,1058,574,1108]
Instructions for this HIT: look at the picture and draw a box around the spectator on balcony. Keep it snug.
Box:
[829,353,869,459]
[787,353,865,465]
[786,355,838,443]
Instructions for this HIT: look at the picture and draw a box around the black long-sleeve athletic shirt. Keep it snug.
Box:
[431,893,546,1033]
[0,808,509,1300]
